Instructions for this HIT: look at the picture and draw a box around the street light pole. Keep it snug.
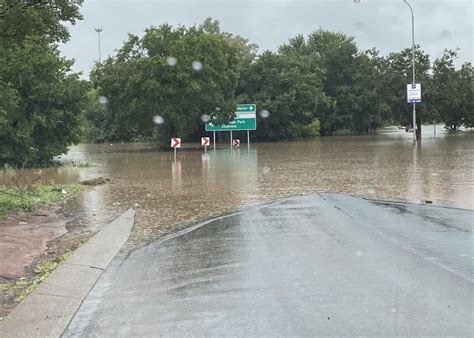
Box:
[403,0,417,144]
[94,28,103,63]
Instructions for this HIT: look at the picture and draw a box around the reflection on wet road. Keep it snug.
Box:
[64,193,474,336]
[3,128,472,246]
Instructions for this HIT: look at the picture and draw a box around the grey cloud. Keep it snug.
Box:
[59,0,473,78]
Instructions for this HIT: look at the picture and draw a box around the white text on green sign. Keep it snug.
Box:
[205,104,257,132]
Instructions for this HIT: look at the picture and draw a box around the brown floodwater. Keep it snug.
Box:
[2,126,473,246]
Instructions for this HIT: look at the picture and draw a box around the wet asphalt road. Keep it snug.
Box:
[65,193,473,337]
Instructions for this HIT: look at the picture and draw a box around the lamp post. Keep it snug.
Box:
[403,0,417,144]
[94,28,103,63]
[354,0,419,144]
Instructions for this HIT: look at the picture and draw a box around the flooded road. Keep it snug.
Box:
[64,193,474,337]
[4,127,472,246]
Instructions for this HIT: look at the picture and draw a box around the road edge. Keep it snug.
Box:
[0,208,135,338]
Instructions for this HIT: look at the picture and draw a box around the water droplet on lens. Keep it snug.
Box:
[98,96,108,105]
[192,61,203,71]
[166,56,177,66]
[153,115,165,125]
[201,114,210,123]
[260,109,270,118]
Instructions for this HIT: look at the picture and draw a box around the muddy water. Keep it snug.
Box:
[3,127,473,247]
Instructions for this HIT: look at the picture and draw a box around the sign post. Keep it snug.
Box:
[407,84,421,143]
[201,137,210,153]
[232,139,240,148]
[170,137,181,160]
[206,104,256,130]
[205,104,256,149]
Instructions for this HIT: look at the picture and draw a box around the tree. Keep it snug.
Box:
[277,30,389,135]
[305,29,359,134]
[83,88,115,143]
[380,46,431,130]
[199,17,258,68]
[350,48,391,133]
[0,0,87,166]
[237,50,327,141]
[457,63,473,128]
[91,22,241,145]
[430,50,473,129]
[0,39,88,165]
[0,0,83,43]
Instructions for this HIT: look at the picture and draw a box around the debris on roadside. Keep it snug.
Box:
[80,177,110,186]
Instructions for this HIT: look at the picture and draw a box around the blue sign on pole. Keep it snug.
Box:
[407,84,422,103]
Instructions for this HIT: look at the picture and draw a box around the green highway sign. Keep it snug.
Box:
[236,104,256,113]
[206,104,257,132]
[206,117,256,131]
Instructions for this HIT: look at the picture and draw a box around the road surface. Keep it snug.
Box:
[65,193,473,336]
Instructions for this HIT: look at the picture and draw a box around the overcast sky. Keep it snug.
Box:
[59,0,473,79]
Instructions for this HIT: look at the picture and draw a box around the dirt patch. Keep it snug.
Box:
[0,206,95,319]
[0,207,66,279]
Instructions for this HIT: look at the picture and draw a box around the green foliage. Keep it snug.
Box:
[0,0,87,166]
[0,251,74,305]
[0,39,89,166]
[380,46,431,127]
[0,184,81,217]
[88,23,473,142]
[91,21,241,146]
[237,50,325,140]
[429,50,473,129]
[3,5,470,153]
[275,30,385,135]
[0,0,83,43]
[83,88,116,142]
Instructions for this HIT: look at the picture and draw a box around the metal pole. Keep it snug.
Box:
[213,131,216,150]
[247,130,250,149]
[95,28,103,63]
[230,130,233,149]
[174,148,176,161]
[403,0,417,144]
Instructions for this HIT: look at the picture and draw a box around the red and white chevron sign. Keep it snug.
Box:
[170,138,181,148]
[232,139,240,148]
[201,137,210,147]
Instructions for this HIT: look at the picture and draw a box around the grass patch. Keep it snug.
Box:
[0,252,73,303]
[16,252,73,302]
[0,184,81,218]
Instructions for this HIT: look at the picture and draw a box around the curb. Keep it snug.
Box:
[0,208,135,337]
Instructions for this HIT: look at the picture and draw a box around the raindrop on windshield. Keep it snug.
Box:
[98,96,108,105]
[200,114,210,123]
[260,109,270,118]
[192,61,203,71]
[166,56,177,67]
[152,115,165,125]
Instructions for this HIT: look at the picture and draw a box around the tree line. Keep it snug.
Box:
[87,18,473,144]
[1,4,472,166]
